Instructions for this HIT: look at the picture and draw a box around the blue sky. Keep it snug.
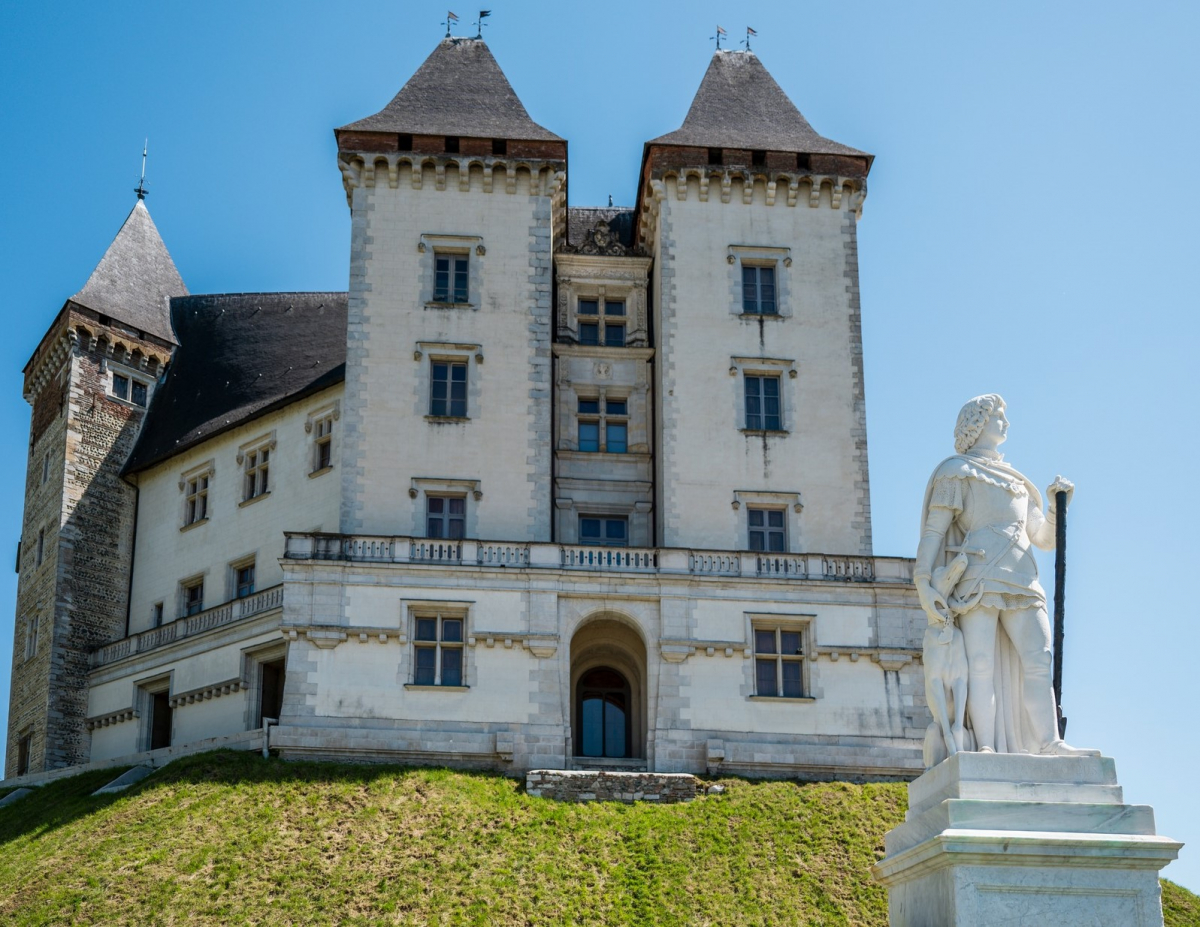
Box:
[2,0,1198,890]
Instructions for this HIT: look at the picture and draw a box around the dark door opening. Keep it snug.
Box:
[575,667,631,758]
[259,658,286,725]
[16,734,31,776]
[150,691,172,750]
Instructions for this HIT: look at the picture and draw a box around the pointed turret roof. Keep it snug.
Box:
[649,50,868,161]
[71,199,186,343]
[339,38,561,141]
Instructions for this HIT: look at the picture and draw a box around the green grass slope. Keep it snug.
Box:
[0,750,1194,926]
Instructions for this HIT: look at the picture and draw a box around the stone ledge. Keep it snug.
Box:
[526,768,700,804]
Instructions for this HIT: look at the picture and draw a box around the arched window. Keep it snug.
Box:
[576,667,630,758]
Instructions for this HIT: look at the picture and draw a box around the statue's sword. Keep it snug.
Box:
[1053,489,1068,739]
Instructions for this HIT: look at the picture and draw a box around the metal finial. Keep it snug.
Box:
[134,139,148,200]
[474,9,490,38]
[608,194,613,207]
[443,9,458,37]
[743,26,757,51]
[711,25,727,50]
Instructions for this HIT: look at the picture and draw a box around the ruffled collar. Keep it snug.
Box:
[956,452,1028,495]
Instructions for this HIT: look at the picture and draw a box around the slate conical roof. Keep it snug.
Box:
[71,199,186,343]
[339,38,561,141]
[649,50,868,160]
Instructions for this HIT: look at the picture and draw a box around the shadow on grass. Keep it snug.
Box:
[0,749,521,847]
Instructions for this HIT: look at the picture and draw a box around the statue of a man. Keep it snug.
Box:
[915,394,1097,757]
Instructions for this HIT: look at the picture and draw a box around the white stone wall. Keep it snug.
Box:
[87,622,282,761]
[274,555,924,777]
[651,177,871,555]
[339,161,561,542]
[127,386,342,634]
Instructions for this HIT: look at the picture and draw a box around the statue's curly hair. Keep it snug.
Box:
[954,394,1005,454]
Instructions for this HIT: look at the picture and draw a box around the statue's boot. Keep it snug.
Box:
[1037,739,1101,757]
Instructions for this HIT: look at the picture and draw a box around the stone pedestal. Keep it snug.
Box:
[872,753,1182,926]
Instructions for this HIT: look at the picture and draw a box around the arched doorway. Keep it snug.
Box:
[570,616,647,761]
[577,667,632,758]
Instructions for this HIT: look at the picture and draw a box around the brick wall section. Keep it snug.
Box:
[526,769,699,803]
[336,131,566,161]
[643,145,869,177]
[6,313,167,775]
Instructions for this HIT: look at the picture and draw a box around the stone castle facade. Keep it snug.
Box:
[6,38,928,781]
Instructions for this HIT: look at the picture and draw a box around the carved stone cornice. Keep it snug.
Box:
[337,153,566,205]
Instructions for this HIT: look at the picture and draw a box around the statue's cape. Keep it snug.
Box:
[919,452,1043,755]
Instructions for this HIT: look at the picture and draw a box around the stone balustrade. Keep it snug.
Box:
[91,584,284,667]
[284,533,911,583]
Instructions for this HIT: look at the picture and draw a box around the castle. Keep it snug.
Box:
[6,37,927,780]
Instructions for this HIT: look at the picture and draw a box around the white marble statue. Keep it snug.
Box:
[915,394,1098,763]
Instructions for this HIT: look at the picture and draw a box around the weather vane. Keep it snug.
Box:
[134,139,148,201]
[443,10,458,37]
[711,25,727,50]
[743,26,757,51]
[474,10,491,38]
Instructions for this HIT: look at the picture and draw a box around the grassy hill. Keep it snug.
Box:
[0,750,1195,926]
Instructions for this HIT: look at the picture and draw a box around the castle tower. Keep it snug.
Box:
[637,50,874,556]
[6,199,182,775]
[334,38,566,542]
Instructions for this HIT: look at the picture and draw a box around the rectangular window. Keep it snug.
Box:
[183,579,204,617]
[430,361,468,417]
[24,613,38,661]
[153,602,164,628]
[742,265,777,315]
[185,474,209,526]
[577,397,628,453]
[35,528,44,567]
[131,380,148,407]
[748,507,787,552]
[578,421,599,453]
[576,298,627,347]
[413,614,465,686]
[433,254,469,303]
[579,516,628,547]
[754,624,806,698]
[426,496,465,540]
[112,373,130,401]
[745,375,781,431]
[243,447,270,500]
[313,415,334,472]
[235,563,256,599]
[41,451,50,485]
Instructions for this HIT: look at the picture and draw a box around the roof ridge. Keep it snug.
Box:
[647,49,868,160]
[339,37,561,141]
[71,199,187,343]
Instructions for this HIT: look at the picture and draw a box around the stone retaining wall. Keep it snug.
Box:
[526,768,699,803]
